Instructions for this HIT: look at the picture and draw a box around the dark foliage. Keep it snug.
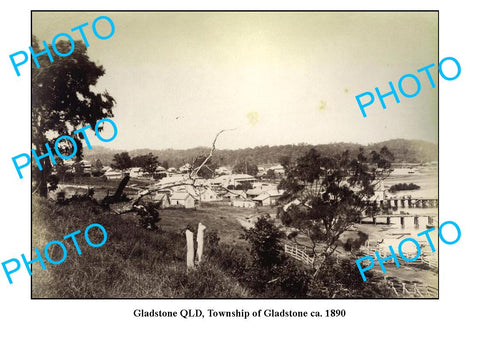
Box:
[192,155,217,179]
[308,258,393,298]
[136,202,161,230]
[32,37,115,197]
[279,147,390,265]
[389,182,421,193]
[132,153,159,175]
[235,182,253,191]
[233,160,258,176]
[243,216,285,268]
[111,152,132,170]
[83,139,437,170]
[343,231,369,253]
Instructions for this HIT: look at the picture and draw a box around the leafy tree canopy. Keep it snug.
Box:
[192,155,217,179]
[132,153,159,174]
[279,147,392,266]
[233,160,258,176]
[32,36,115,196]
[112,152,132,170]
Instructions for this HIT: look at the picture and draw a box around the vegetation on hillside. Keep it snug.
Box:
[32,196,251,298]
[84,139,437,169]
[278,146,392,272]
[32,195,394,298]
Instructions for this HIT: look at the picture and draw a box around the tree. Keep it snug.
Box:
[235,182,253,191]
[73,162,85,177]
[54,161,71,182]
[142,153,160,175]
[307,257,393,298]
[94,159,103,171]
[192,155,217,179]
[233,160,258,176]
[92,159,104,176]
[279,147,392,271]
[161,160,169,170]
[265,169,276,179]
[371,145,395,169]
[111,152,132,171]
[32,37,115,197]
[243,216,285,269]
[241,216,311,297]
[132,153,159,175]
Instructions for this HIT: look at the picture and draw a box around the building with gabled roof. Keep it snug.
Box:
[252,190,284,206]
[170,192,196,209]
[211,174,256,188]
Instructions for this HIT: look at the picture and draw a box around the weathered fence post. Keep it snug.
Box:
[186,230,195,269]
[196,222,206,263]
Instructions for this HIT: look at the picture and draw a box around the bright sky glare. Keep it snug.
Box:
[32,11,438,150]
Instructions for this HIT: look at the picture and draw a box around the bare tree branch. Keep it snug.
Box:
[113,128,235,215]
[191,128,236,178]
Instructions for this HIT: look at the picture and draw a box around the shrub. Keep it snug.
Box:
[389,183,420,193]
[308,257,393,298]
[242,215,285,269]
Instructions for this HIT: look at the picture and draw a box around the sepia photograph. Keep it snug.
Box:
[31,11,438,299]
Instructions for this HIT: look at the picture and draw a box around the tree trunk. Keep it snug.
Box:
[37,147,52,198]
[39,170,48,197]
[102,174,130,205]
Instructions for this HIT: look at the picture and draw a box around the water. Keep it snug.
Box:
[383,165,438,199]
[360,165,439,258]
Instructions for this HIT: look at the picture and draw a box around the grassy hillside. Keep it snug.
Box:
[32,196,251,298]
[32,197,396,298]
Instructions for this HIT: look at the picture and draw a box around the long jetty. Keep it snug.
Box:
[363,214,437,227]
[376,197,438,209]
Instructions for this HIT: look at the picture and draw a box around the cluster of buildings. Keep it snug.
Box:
[143,172,285,209]
[54,159,287,209]
[56,160,171,180]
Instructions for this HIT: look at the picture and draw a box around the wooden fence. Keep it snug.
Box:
[388,281,438,298]
[365,246,438,270]
[284,244,314,266]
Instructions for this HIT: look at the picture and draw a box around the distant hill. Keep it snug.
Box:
[83,139,438,168]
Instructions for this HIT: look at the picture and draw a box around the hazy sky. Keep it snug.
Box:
[32,11,438,150]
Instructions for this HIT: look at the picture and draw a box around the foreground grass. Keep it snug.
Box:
[32,196,402,298]
[32,196,251,298]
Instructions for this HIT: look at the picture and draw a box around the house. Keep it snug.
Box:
[232,199,256,208]
[62,159,75,173]
[222,190,247,200]
[129,167,143,178]
[197,187,221,202]
[170,192,196,209]
[155,174,189,187]
[152,192,170,208]
[215,166,232,176]
[256,167,266,177]
[282,198,312,212]
[253,182,277,191]
[154,166,167,176]
[252,190,284,206]
[73,160,92,174]
[246,188,264,198]
[102,166,113,173]
[179,163,192,173]
[104,170,123,180]
[211,174,256,188]
[268,164,285,176]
